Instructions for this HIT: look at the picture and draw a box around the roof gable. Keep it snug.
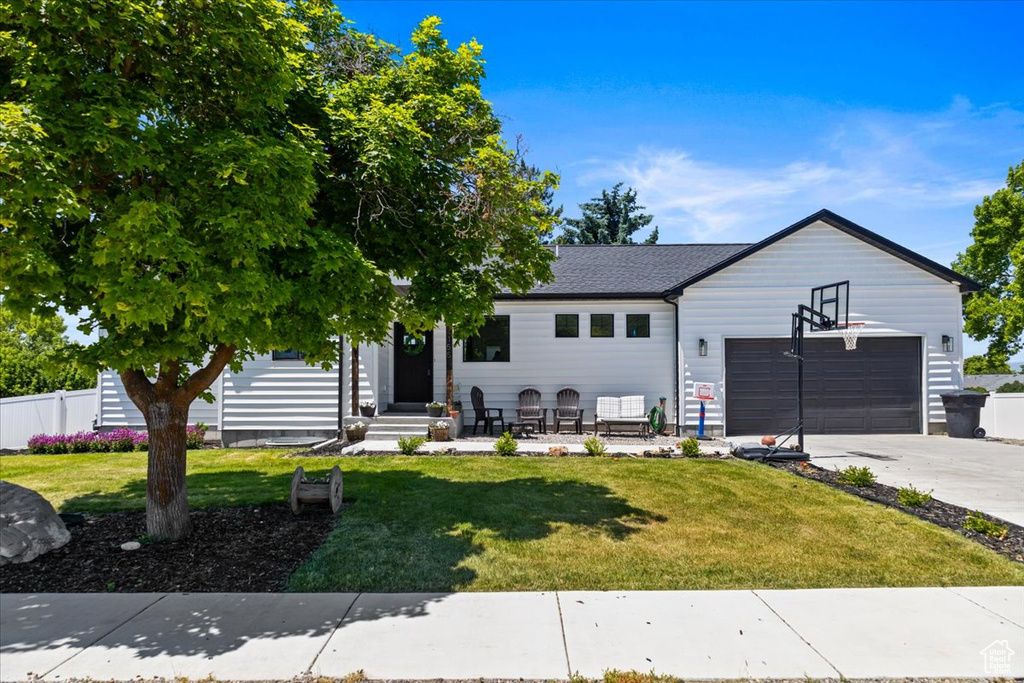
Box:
[661,209,982,296]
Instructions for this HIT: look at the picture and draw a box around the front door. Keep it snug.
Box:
[394,323,434,403]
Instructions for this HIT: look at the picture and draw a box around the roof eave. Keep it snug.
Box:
[660,209,983,296]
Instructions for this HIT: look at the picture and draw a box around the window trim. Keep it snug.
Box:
[463,315,511,362]
[626,313,651,338]
[590,313,615,338]
[555,313,579,338]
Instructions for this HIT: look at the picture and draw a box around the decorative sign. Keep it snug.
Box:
[402,333,426,356]
[692,382,716,401]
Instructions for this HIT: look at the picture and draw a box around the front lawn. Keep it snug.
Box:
[2,450,1021,591]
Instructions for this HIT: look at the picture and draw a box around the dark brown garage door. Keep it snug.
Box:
[724,337,921,436]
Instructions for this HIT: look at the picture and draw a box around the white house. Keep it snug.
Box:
[96,209,978,446]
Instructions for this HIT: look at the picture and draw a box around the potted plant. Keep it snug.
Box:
[359,399,376,418]
[425,401,445,418]
[428,420,450,441]
[345,421,368,441]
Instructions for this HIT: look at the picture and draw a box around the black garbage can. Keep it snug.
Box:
[940,390,989,438]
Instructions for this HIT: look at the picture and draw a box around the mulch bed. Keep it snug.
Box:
[0,504,336,593]
[773,461,1024,563]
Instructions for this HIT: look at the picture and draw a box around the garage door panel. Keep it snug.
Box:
[725,337,921,435]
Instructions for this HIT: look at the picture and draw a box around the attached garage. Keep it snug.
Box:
[724,337,922,436]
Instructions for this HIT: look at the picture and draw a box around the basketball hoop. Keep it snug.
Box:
[840,322,865,350]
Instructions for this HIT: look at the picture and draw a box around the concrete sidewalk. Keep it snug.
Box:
[2,587,1022,681]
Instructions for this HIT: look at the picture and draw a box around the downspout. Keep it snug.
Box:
[663,293,681,437]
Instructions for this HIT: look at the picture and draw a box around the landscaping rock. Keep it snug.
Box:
[0,481,71,566]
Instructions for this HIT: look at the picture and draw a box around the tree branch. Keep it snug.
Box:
[180,344,236,404]
[119,368,156,413]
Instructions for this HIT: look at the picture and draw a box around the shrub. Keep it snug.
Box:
[397,436,427,455]
[676,437,701,457]
[996,380,1024,393]
[964,510,1008,540]
[582,436,607,457]
[836,465,876,487]
[494,431,519,457]
[964,386,989,393]
[185,424,207,449]
[896,484,933,507]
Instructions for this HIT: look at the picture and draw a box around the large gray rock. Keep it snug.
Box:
[0,481,71,566]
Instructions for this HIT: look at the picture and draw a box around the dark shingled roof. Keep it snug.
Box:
[497,243,752,299]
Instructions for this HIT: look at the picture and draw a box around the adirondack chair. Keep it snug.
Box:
[553,387,584,434]
[470,386,505,435]
[516,387,547,433]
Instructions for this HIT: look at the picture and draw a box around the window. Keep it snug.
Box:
[272,349,305,361]
[463,315,510,362]
[590,313,614,338]
[555,314,579,338]
[626,314,650,338]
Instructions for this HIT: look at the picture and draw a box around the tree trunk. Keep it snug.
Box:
[120,344,236,542]
[144,400,191,540]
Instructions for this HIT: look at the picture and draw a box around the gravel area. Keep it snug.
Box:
[0,504,336,593]
[773,460,1024,564]
[455,428,729,449]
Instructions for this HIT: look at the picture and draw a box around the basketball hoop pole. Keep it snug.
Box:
[698,400,706,438]
[785,280,850,451]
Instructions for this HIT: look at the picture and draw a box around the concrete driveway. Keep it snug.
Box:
[781,434,1023,526]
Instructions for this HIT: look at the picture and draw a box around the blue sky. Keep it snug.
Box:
[335,0,1024,362]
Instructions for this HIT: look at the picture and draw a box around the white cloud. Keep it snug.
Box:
[575,99,1023,241]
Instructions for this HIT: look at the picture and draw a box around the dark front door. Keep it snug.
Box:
[394,323,433,403]
[724,337,922,436]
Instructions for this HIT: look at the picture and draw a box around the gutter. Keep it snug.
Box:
[663,293,681,437]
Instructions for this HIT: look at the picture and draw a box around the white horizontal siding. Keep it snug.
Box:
[98,369,221,428]
[677,222,965,432]
[220,344,378,431]
[444,300,676,423]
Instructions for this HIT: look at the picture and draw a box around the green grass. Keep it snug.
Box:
[2,450,1022,591]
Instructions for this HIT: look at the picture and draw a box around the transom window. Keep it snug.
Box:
[272,349,305,361]
[590,313,614,338]
[555,314,579,338]
[626,314,650,338]
[463,315,511,362]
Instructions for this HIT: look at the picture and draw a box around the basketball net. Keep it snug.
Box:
[840,323,864,350]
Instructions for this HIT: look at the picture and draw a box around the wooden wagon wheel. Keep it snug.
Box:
[290,466,305,515]
[329,465,344,513]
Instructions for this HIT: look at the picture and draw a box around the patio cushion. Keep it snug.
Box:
[620,395,645,418]
[596,396,620,419]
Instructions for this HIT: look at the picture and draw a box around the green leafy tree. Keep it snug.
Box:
[963,354,1013,375]
[996,379,1024,393]
[954,160,1024,362]
[0,308,95,398]
[1,2,557,540]
[557,183,659,244]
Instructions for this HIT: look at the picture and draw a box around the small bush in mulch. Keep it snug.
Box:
[0,504,336,593]
[775,461,1024,563]
[836,464,877,487]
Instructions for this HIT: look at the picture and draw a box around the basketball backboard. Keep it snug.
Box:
[809,280,849,331]
[692,382,716,401]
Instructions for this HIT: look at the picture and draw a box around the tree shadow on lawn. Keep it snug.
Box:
[289,468,665,592]
[3,467,660,662]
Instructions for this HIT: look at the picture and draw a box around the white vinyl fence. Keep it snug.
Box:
[0,389,99,450]
[979,393,1024,440]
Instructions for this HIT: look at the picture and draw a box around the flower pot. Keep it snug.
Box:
[430,427,450,442]
[359,405,375,418]
[345,427,368,442]
[449,410,460,420]
[426,405,444,418]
